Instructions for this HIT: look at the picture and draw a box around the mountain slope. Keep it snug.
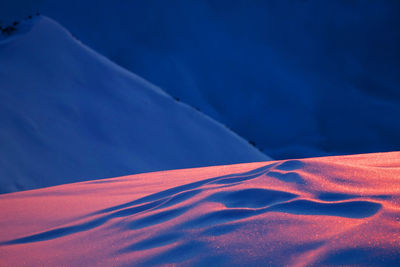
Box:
[0,17,269,193]
[35,0,400,159]
[1,152,399,266]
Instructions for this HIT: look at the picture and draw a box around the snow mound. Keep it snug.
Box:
[0,17,269,193]
[1,152,399,266]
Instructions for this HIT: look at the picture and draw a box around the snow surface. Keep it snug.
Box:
[33,0,400,159]
[0,17,269,193]
[1,4,399,266]
[1,152,399,266]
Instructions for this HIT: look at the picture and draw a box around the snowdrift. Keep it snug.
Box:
[1,152,399,266]
[0,17,269,193]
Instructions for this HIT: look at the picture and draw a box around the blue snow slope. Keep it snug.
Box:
[0,17,269,193]
[37,0,400,159]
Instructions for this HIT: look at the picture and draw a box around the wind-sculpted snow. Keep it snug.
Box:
[1,152,399,266]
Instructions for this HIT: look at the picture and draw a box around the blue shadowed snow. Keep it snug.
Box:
[35,0,400,159]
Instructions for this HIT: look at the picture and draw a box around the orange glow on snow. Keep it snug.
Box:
[0,152,399,266]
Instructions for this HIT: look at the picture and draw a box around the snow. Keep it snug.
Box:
[1,152,399,266]
[1,3,399,266]
[34,0,400,159]
[0,17,269,193]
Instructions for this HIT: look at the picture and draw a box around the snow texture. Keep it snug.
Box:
[1,152,399,266]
